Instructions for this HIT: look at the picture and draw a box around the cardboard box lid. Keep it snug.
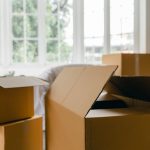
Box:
[109,76,150,101]
[0,76,48,88]
[50,65,117,117]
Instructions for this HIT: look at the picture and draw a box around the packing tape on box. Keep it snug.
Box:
[135,54,140,76]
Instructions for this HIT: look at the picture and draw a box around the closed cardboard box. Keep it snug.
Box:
[0,76,47,123]
[102,53,150,76]
[46,66,150,150]
[0,116,43,150]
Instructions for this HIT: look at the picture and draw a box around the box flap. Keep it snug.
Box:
[110,76,150,101]
[50,65,117,117]
[0,76,48,88]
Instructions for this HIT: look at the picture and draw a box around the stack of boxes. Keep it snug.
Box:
[0,76,47,150]
[45,54,150,150]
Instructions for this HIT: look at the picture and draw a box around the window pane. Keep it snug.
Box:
[47,40,58,62]
[12,16,24,38]
[26,0,38,13]
[13,41,25,63]
[59,0,73,39]
[27,40,38,62]
[84,0,104,63]
[111,34,134,53]
[84,38,103,63]
[46,15,58,38]
[12,0,23,13]
[47,0,58,14]
[60,39,73,62]
[110,0,134,52]
[26,16,38,37]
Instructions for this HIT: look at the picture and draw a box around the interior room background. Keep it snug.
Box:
[0,0,150,75]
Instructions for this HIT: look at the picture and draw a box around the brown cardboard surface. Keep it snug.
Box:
[102,53,150,76]
[86,108,150,150]
[63,66,118,117]
[0,116,43,150]
[0,87,34,123]
[46,65,150,150]
[102,53,122,75]
[0,76,48,88]
[49,66,117,117]
[49,67,85,104]
[46,65,117,150]
[0,76,48,123]
[46,67,87,150]
[46,100,85,150]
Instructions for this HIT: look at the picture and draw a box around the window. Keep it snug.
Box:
[84,0,104,63]
[0,0,137,72]
[110,0,134,53]
[84,0,135,63]
[11,0,73,65]
[46,0,73,64]
[12,0,38,63]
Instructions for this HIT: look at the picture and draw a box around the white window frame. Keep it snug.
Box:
[0,0,146,74]
[73,0,84,63]
[104,0,110,54]
[134,0,140,52]
[0,0,12,67]
[38,0,46,64]
[75,0,138,61]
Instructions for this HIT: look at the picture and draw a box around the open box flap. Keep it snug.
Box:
[49,65,117,117]
[109,76,150,101]
[0,76,48,88]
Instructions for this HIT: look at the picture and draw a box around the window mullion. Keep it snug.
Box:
[58,1,61,63]
[23,0,27,63]
[134,0,140,52]
[104,0,110,54]
[73,0,84,63]
[38,0,46,64]
[0,0,12,66]
[0,0,4,65]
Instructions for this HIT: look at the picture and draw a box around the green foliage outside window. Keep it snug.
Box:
[12,0,72,64]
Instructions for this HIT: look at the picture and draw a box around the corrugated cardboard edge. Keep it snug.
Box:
[0,76,49,88]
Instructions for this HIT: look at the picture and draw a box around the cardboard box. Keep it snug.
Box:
[102,53,150,102]
[106,76,150,101]
[0,76,48,123]
[102,53,150,76]
[0,116,43,150]
[45,66,150,150]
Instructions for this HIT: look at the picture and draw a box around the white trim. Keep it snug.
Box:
[134,0,140,52]
[73,0,84,63]
[139,0,150,53]
[22,0,27,63]
[0,0,4,65]
[38,0,46,64]
[104,0,110,54]
[139,0,147,52]
[0,0,12,66]
[58,1,61,63]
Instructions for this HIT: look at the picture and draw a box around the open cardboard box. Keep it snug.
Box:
[46,66,150,150]
[0,116,43,150]
[103,53,150,103]
[0,76,48,123]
